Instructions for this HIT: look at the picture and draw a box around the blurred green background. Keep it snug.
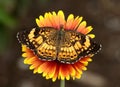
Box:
[0,0,120,87]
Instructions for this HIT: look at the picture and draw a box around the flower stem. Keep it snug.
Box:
[60,79,65,87]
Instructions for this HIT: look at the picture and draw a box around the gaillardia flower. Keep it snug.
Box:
[17,10,101,82]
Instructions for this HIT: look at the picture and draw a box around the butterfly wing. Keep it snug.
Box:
[17,27,58,61]
[57,30,101,64]
[17,27,101,64]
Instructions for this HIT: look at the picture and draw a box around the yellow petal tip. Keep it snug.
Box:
[87,34,95,38]
[80,21,87,26]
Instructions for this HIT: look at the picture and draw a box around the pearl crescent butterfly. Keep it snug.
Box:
[17,27,101,64]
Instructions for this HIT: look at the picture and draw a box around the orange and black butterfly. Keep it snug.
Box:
[17,27,101,64]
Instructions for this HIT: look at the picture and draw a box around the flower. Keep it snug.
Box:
[21,10,95,82]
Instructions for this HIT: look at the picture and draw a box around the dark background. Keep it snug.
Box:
[0,0,120,87]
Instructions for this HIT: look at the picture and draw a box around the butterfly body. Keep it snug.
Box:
[17,27,101,64]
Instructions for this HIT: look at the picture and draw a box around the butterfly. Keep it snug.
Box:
[17,27,101,64]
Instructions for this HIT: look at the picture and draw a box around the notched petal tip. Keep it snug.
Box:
[80,61,88,66]
[52,11,57,16]
[87,34,95,38]
[87,26,93,31]
[22,53,27,57]
[82,66,87,71]
[84,26,93,34]
[29,65,34,70]
[88,58,92,62]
